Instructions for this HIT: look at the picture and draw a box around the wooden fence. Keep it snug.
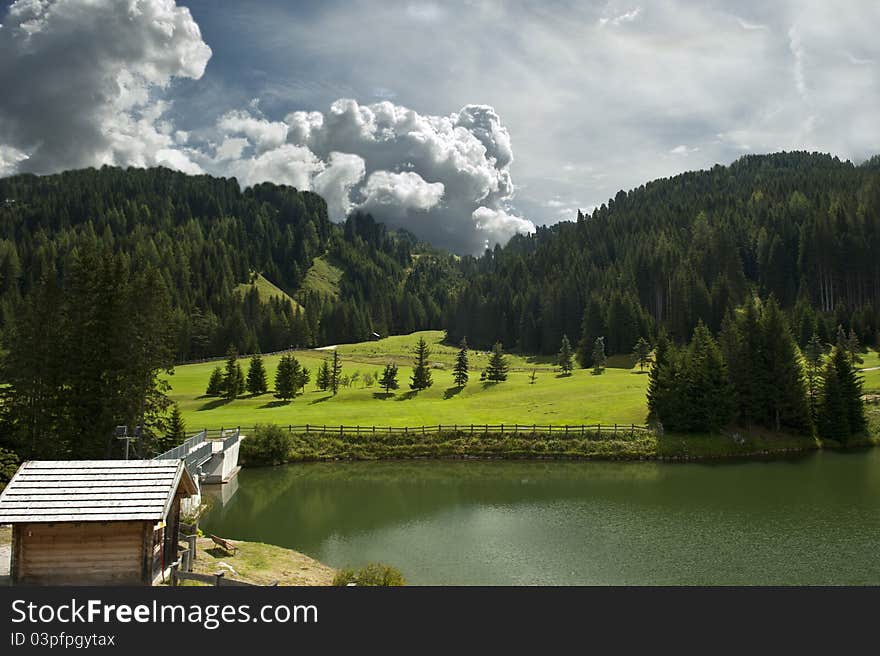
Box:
[196,423,653,440]
[169,562,278,587]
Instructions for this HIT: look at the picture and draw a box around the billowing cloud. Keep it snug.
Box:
[194,98,533,253]
[0,0,211,174]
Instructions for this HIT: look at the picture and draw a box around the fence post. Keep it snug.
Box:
[501,424,504,433]
[597,423,601,439]
[170,561,179,587]
[306,424,309,434]
[214,571,225,587]
[565,425,569,437]
[188,534,197,565]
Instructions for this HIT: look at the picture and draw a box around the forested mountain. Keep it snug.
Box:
[0,166,458,359]
[443,152,880,356]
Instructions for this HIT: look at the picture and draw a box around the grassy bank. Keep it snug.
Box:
[186,535,335,586]
[238,424,879,466]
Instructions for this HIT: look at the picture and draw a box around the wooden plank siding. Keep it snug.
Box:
[15,521,148,586]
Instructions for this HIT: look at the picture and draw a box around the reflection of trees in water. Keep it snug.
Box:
[202,460,666,552]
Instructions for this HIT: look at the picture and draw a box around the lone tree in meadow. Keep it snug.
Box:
[632,337,652,372]
[246,353,268,395]
[453,337,469,387]
[558,334,574,375]
[317,359,331,391]
[330,349,343,395]
[410,336,433,391]
[296,366,311,394]
[274,354,297,401]
[206,366,224,396]
[222,346,244,400]
[529,369,537,385]
[485,341,509,382]
[591,337,607,375]
[380,362,400,395]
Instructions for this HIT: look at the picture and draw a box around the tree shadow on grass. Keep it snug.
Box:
[631,370,650,375]
[309,395,333,405]
[197,398,231,411]
[443,386,464,400]
[372,392,395,400]
[555,373,573,379]
[480,381,500,390]
[394,390,419,401]
[259,399,290,409]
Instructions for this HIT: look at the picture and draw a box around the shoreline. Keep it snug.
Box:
[238,427,880,468]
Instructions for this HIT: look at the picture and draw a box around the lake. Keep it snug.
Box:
[201,450,880,585]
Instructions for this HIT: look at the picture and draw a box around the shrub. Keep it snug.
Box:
[239,424,292,466]
[333,563,406,586]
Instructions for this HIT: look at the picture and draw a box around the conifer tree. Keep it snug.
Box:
[235,362,246,396]
[847,328,864,366]
[160,403,186,453]
[317,360,331,391]
[453,338,469,387]
[804,333,824,421]
[558,334,574,375]
[246,353,268,396]
[274,354,297,401]
[410,336,434,390]
[296,367,311,394]
[330,349,343,395]
[646,331,670,421]
[380,362,400,395]
[206,366,224,397]
[222,346,242,400]
[485,342,509,382]
[759,297,810,431]
[591,337,607,375]
[817,347,866,443]
[632,337,651,371]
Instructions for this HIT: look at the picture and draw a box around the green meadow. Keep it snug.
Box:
[167,331,651,430]
[166,330,880,432]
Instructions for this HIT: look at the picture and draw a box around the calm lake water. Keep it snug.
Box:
[201,450,880,585]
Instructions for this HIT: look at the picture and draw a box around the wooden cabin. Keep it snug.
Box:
[0,460,197,586]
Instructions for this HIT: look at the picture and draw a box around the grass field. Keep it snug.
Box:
[166,331,651,430]
[166,330,880,432]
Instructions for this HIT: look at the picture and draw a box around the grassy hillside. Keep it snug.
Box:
[235,273,302,310]
[299,255,343,299]
[166,331,650,429]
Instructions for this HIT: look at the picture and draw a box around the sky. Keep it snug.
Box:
[0,0,878,253]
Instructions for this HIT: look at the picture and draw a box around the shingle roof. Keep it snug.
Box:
[0,460,197,523]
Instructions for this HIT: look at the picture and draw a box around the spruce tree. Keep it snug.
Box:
[485,342,509,382]
[804,333,824,421]
[206,366,224,396]
[453,338,469,387]
[846,328,864,366]
[274,354,297,401]
[222,346,242,400]
[160,403,186,453]
[297,367,311,394]
[632,337,651,372]
[591,337,607,375]
[380,363,400,395]
[818,347,866,443]
[246,353,268,396]
[410,336,434,390]
[558,334,574,375]
[759,297,810,431]
[330,349,343,395]
[317,360,331,391]
[646,331,670,421]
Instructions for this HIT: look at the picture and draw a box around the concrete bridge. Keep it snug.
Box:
[154,429,242,511]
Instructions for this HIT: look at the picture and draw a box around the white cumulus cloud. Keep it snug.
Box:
[0,0,211,174]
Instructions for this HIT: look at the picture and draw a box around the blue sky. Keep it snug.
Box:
[1,0,878,252]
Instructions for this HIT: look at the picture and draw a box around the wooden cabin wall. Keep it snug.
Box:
[14,521,149,586]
